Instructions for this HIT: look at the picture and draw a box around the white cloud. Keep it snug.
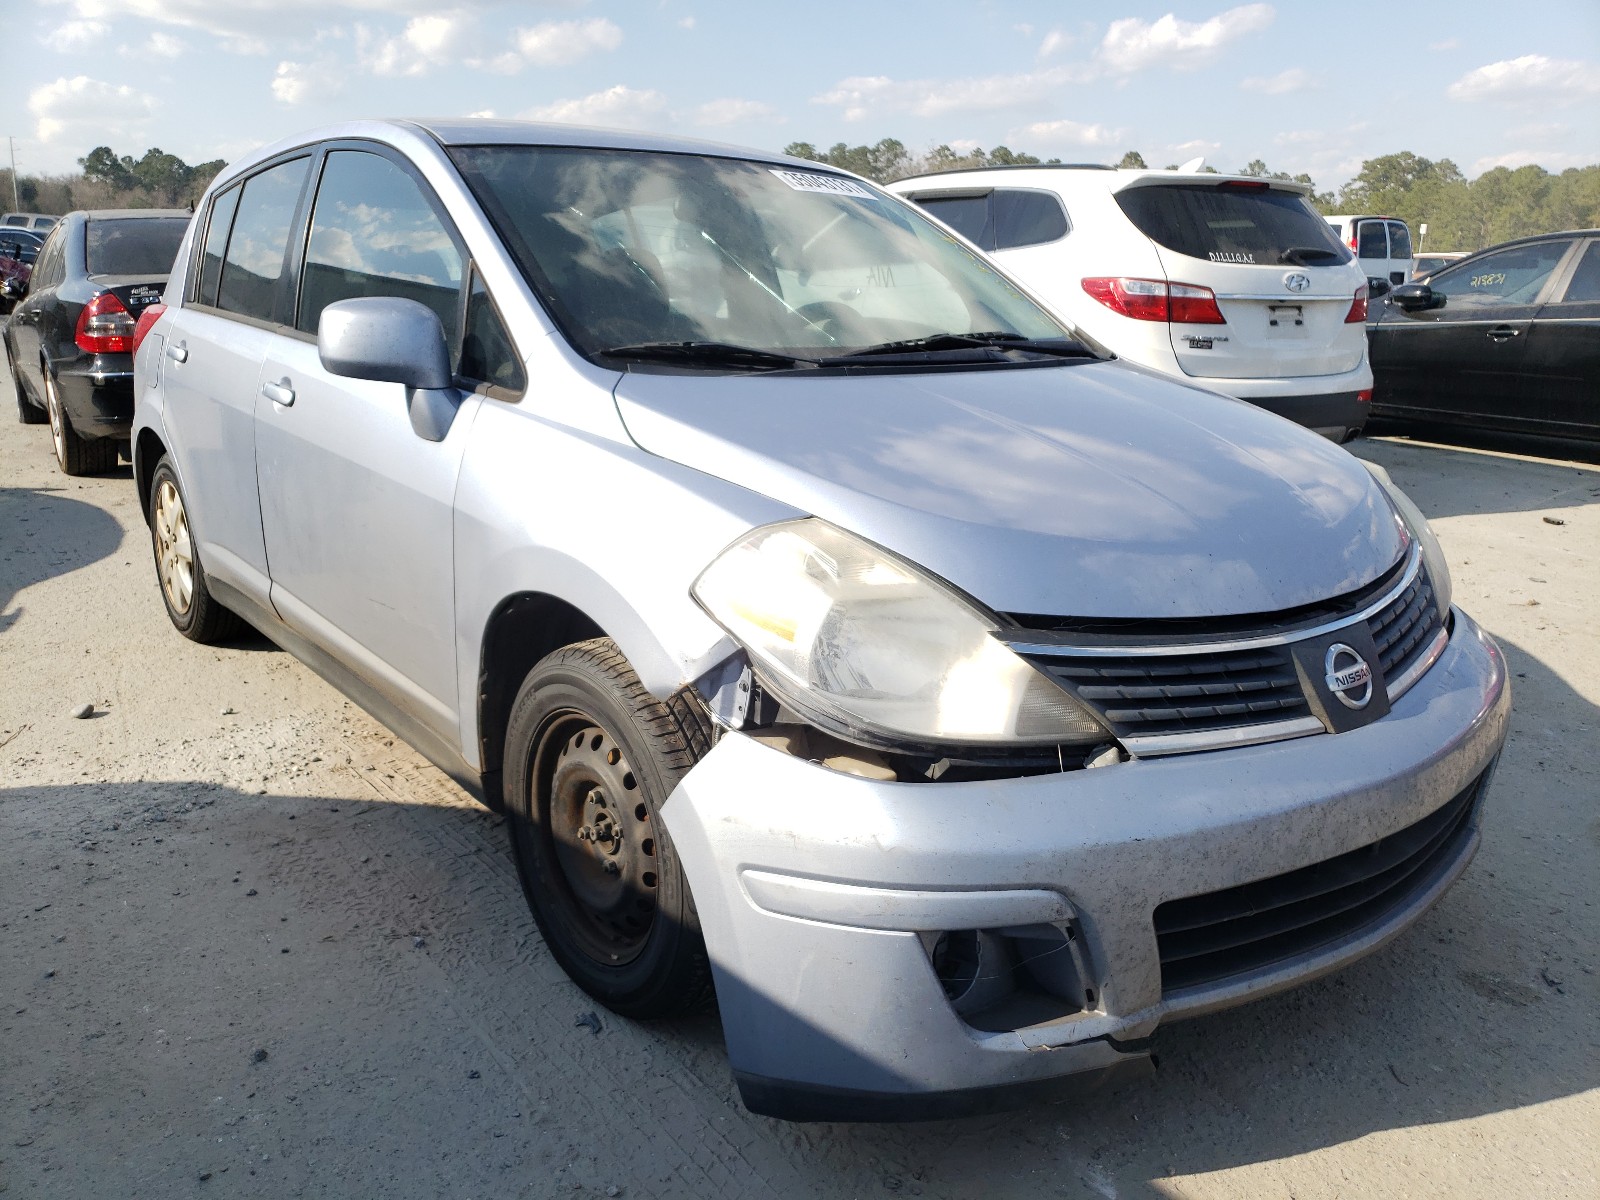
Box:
[511,18,623,67]
[813,65,1090,121]
[693,98,779,127]
[1010,118,1124,148]
[1473,149,1595,173]
[521,85,668,128]
[678,16,696,30]
[68,0,511,43]
[119,31,187,59]
[271,59,345,105]
[467,109,497,118]
[1272,130,1325,146]
[1098,4,1275,73]
[359,12,473,77]
[44,20,109,50]
[1171,138,1223,154]
[1241,67,1313,94]
[1038,29,1071,58]
[1429,38,1460,52]
[28,75,157,144]
[1447,55,1600,105]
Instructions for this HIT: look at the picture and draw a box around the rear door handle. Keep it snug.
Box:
[166,342,188,363]
[261,379,295,407]
[1486,325,1521,341]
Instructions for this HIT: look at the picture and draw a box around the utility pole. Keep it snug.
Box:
[7,138,18,211]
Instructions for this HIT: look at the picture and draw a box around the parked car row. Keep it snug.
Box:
[90,119,1509,1122]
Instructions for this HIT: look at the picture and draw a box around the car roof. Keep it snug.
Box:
[77,209,192,220]
[891,165,1313,198]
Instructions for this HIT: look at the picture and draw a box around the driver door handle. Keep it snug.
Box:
[261,379,295,407]
[1486,325,1521,341]
[166,342,188,363]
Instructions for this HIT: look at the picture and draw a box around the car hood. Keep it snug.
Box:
[613,361,1403,618]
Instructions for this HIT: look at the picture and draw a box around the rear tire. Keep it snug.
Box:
[10,344,44,424]
[148,457,245,643]
[503,638,715,1019]
[45,368,116,475]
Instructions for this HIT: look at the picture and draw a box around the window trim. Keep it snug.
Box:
[186,150,316,328]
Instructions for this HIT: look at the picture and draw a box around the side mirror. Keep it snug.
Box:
[0,277,23,301]
[1388,283,1439,312]
[317,297,459,442]
[1366,277,1392,300]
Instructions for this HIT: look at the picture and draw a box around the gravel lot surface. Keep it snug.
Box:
[2,375,1595,1198]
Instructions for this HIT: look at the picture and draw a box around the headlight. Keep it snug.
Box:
[692,519,1107,747]
[1364,463,1453,618]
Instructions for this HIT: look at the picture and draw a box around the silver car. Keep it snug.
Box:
[130,120,1509,1122]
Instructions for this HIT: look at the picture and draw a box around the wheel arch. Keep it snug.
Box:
[134,427,169,523]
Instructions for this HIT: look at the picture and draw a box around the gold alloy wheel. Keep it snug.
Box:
[152,478,195,615]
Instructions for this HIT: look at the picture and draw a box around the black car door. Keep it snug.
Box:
[1520,238,1600,439]
[1369,238,1572,427]
[7,224,67,398]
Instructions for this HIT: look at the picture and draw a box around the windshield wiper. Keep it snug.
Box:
[840,331,1094,359]
[597,341,818,370]
[1279,246,1344,266]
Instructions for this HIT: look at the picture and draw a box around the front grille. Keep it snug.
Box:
[1153,772,1483,994]
[1033,647,1309,739]
[1370,572,1443,681]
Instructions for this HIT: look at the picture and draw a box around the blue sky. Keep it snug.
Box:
[13,1,1600,192]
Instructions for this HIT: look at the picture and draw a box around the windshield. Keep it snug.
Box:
[447,146,1069,363]
[1116,184,1351,267]
[86,217,189,276]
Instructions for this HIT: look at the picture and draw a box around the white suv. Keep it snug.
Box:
[889,167,1374,441]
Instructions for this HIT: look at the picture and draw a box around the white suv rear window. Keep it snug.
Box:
[1115,184,1351,267]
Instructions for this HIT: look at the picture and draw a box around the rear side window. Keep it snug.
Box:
[1558,242,1600,304]
[197,184,241,307]
[1356,221,1387,259]
[1431,240,1571,308]
[217,156,311,323]
[914,195,990,246]
[296,150,464,343]
[1116,184,1351,266]
[31,228,65,289]
[913,189,1069,252]
[1386,221,1412,261]
[86,217,188,277]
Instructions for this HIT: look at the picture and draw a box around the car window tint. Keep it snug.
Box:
[1355,221,1387,259]
[1386,222,1412,260]
[1433,241,1570,308]
[217,156,310,322]
[913,195,993,248]
[1557,242,1600,304]
[32,229,64,288]
[992,190,1069,249]
[297,150,463,345]
[459,270,525,392]
[197,184,241,306]
[1116,185,1350,265]
[86,217,188,276]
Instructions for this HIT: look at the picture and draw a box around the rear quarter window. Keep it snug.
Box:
[1116,184,1350,266]
[86,217,189,276]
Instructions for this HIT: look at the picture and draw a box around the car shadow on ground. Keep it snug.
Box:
[2,621,1592,1199]
[0,485,125,634]
[1354,432,1600,520]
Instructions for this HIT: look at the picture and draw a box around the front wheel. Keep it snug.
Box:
[504,638,714,1019]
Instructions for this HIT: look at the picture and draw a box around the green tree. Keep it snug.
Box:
[1117,150,1147,169]
[79,145,136,191]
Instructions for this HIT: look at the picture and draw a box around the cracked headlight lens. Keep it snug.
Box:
[692,519,1107,747]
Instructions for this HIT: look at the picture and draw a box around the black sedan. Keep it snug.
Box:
[1367,229,1600,443]
[5,208,189,473]
[0,227,44,314]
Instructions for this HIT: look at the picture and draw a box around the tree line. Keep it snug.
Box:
[3,145,226,215]
[784,139,1599,253]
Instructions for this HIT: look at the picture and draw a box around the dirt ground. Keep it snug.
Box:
[1,379,1595,1199]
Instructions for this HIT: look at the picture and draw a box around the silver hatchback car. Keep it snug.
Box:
[131,120,1509,1122]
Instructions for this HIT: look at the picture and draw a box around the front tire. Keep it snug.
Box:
[147,457,243,643]
[504,638,714,1019]
[45,368,116,475]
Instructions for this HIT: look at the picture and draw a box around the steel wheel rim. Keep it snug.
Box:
[152,478,195,615]
[534,714,658,966]
[44,373,66,465]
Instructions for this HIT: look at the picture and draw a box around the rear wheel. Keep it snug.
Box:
[45,368,116,475]
[504,638,714,1019]
[148,457,244,643]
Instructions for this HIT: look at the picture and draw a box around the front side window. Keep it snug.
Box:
[296,150,464,343]
[86,217,189,277]
[460,270,525,391]
[216,156,311,323]
[449,146,1065,361]
[1431,241,1571,308]
[1117,183,1351,266]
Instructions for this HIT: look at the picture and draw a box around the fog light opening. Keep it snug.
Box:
[931,929,1016,1016]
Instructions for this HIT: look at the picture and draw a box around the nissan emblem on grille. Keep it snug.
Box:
[1284,272,1311,293]
[1324,643,1373,709]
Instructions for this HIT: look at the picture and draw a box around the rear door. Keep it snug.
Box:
[1113,180,1364,381]
[1368,238,1574,425]
[1520,238,1600,437]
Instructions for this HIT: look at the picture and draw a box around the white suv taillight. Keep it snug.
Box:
[1344,285,1368,324]
[1081,277,1226,325]
[75,292,136,353]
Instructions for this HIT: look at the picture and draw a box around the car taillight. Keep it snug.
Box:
[1345,286,1368,324]
[1081,277,1226,324]
[132,302,166,357]
[75,292,137,353]
[1357,389,1372,403]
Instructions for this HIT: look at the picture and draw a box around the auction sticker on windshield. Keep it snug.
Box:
[769,169,874,198]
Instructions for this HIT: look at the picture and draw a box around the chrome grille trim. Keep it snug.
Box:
[1121,716,1325,757]
[1387,626,1449,703]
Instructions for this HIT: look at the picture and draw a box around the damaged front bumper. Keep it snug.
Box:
[658,611,1510,1121]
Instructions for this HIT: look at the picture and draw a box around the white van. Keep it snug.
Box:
[1325,215,1413,287]
[889,167,1375,441]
